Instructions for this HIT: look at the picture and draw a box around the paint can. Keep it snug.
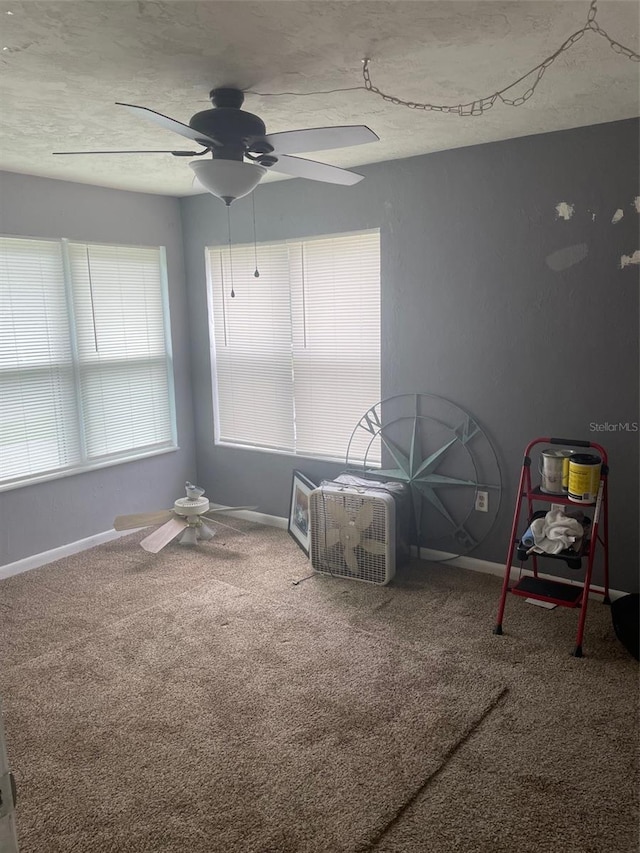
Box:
[560,449,575,492]
[539,449,566,494]
[568,454,601,504]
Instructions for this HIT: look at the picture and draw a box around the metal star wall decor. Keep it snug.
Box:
[345,393,502,560]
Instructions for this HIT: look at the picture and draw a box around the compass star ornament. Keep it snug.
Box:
[345,394,502,560]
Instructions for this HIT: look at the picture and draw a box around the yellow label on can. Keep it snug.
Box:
[568,459,601,503]
[561,451,574,491]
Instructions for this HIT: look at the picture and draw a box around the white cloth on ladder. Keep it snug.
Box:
[529,509,584,554]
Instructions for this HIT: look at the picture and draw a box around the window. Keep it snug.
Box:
[207,229,380,463]
[0,236,176,490]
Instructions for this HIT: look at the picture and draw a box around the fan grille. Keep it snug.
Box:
[309,486,396,585]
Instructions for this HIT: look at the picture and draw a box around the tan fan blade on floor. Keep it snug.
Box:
[113,510,174,531]
[205,506,258,514]
[140,517,188,553]
[201,505,259,535]
[201,516,246,535]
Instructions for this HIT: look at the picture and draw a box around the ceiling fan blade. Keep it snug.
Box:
[53,149,201,156]
[262,125,379,155]
[201,515,246,535]
[113,510,174,531]
[116,102,220,147]
[140,517,188,553]
[267,154,364,186]
[205,506,258,514]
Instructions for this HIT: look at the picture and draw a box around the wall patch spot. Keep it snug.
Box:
[620,250,640,269]
[546,243,588,271]
[611,208,624,224]
[634,197,640,213]
[555,202,574,221]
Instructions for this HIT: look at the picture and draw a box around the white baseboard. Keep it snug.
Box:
[0,508,287,580]
[414,546,628,602]
[0,511,629,602]
[0,528,136,580]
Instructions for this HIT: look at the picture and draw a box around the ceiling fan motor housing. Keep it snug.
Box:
[189,88,267,160]
[174,496,210,517]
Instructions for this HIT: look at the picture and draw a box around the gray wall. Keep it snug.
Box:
[181,118,639,592]
[0,172,196,565]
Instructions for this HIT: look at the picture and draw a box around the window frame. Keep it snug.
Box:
[205,228,381,464]
[0,234,178,493]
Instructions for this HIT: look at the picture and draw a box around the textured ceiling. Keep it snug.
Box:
[0,0,638,197]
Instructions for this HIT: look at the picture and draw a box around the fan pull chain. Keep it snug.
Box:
[252,193,260,278]
[226,206,235,298]
[218,253,228,346]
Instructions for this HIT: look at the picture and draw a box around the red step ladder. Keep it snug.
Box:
[493,437,609,657]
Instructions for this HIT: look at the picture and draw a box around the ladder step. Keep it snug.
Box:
[512,576,583,607]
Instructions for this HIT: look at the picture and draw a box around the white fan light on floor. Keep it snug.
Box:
[309,484,396,585]
[113,482,255,553]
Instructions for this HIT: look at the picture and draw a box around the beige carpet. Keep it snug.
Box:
[1,530,505,853]
[1,519,638,852]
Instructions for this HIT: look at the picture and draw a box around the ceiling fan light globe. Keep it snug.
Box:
[189,159,266,204]
[179,526,199,546]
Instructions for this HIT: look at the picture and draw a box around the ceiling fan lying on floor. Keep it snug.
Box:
[113,482,256,553]
[54,87,380,204]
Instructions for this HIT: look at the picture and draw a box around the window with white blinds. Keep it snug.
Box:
[207,230,380,463]
[0,236,176,490]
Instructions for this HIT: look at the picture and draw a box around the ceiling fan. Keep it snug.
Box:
[53,87,380,204]
[113,481,256,553]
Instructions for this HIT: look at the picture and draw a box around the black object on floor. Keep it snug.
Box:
[611,593,639,660]
[512,575,583,606]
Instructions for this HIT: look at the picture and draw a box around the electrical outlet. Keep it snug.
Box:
[475,490,489,512]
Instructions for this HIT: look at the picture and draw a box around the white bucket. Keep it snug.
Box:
[540,449,567,494]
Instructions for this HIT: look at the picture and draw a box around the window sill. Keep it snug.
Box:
[214,439,380,468]
[0,445,180,494]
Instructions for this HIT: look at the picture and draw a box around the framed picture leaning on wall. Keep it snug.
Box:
[288,471,316,555]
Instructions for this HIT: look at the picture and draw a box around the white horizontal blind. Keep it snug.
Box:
[208,242,294,451]
[207,230,380,463]
[0,238,80,481]
[68,243,173,459]
[290,232,380,462]
[0,236,175,489]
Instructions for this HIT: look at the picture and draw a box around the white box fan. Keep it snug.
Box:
[309,483,396,585]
